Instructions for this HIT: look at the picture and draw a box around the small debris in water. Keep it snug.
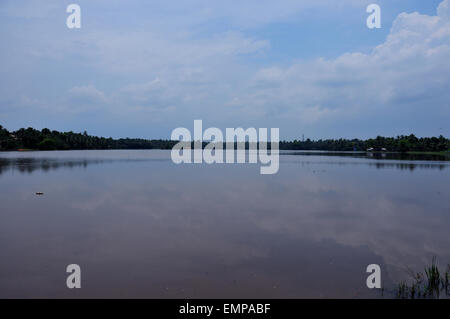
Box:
[35,192,44,195]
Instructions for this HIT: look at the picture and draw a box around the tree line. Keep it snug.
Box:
[279,135,449,152]
[0,126,176,151]
[0,125,449,152]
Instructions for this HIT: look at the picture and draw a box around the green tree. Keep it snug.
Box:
[38,138,57,150]
[398,139,410,153]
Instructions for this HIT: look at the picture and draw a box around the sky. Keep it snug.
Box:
[0,0,449,140]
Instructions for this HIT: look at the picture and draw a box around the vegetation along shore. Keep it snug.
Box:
[1,125,449,153]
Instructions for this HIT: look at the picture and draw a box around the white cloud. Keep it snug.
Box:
[1,0,450,137]
[438,0,450,19]
[61,0,450,134]
[77,30,269,76]
[67,84,108,108]
[225,0,450,132]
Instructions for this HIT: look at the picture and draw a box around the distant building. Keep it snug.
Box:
[367,147,388,152]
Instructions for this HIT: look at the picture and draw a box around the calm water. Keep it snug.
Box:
[0,150,449,298]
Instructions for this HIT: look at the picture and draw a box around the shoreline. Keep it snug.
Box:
[1,148,449,157]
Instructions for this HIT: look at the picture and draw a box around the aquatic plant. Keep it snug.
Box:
[394,258,450,299]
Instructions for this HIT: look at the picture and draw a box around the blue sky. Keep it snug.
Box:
[0,0,449,139]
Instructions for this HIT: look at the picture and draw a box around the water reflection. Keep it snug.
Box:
[0,151,448,178]
[0,157,106,176]
[0,150,449,298]
[283,159,448,171]
[282,151,450,162]
[0,150,169,176]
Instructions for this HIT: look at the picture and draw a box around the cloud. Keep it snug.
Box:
[438,0,450,19]
[76,30,269,76]
[224,0,450,134]
[0,0,60,18]
[66,85,109,112]
[0,0,450,138]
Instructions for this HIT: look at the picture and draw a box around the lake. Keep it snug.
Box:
[0,150,449,298]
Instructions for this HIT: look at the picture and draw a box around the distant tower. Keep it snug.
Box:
[302,134,305,142]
